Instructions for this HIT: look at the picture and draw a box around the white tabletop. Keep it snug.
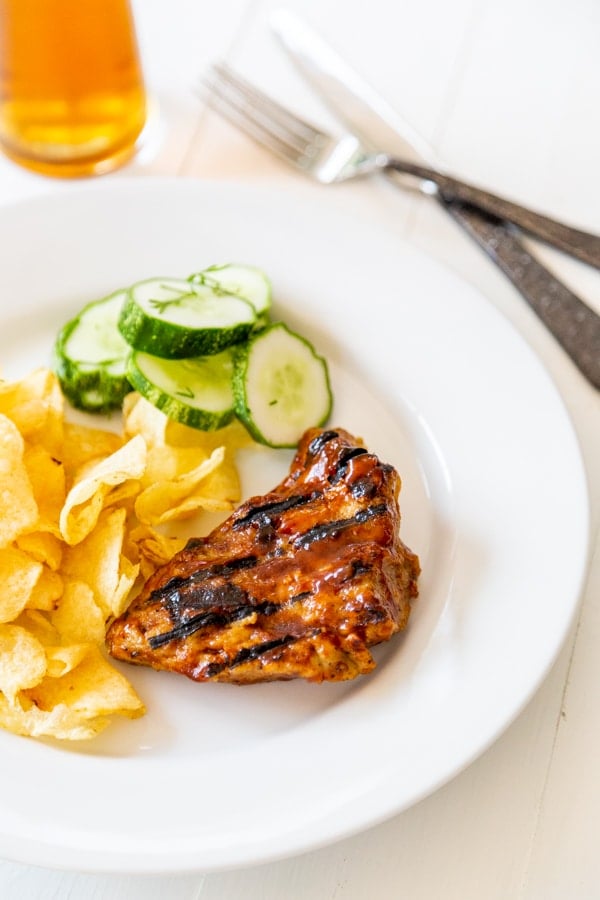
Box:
[0,1,599,897]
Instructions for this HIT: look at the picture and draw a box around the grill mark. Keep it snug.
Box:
[148,590,314,648]
[149,555,258,603]
[328,447,368,484]
[362,608,386,624]
[308,429,339,456]
[295,504,388,549]
[149,597,269,648]
[344,559,372,582]
[165,582,247,618]
[204,634,300,677]
[233,491,322,529]
[350,476,377,499]
[149,611,232,648]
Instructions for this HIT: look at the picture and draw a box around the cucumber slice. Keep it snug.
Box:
[127,348,236,430]
[118,277,256,359]
[189,264,272,324]
[233,323,332,448]
[53,289,131,412]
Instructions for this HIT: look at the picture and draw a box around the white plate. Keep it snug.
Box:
[0,179,589,873]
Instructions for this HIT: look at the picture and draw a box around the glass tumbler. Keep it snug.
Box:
[0,0,147,177]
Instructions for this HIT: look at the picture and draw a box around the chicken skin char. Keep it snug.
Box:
[106,427,420,683]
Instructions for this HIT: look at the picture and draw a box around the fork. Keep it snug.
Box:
[201,62,600,389]
[202,63,600,269]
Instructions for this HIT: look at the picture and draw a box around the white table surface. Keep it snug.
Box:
[0,1,599,897]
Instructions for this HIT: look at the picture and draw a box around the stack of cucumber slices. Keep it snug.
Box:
[53,264,333,448]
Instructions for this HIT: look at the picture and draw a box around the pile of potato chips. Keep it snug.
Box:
[0,368,247,740]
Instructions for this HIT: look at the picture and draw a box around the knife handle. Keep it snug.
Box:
[442,199,600,390]
[386,157,600,269]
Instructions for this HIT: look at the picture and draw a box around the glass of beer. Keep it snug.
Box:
[0,0,147,177]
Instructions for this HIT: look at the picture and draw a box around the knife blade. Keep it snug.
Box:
[271,8,600,389]
[270,9,439,165]
[270,8,600,267]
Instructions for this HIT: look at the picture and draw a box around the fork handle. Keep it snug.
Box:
[442,198,600,389]
[386,157,600,269]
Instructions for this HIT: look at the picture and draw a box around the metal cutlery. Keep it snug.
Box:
[271,9,600,269]
[272,9,600,391]
[201,62,600,389]
[205,62,600,268]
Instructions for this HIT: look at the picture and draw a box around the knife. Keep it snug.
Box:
[271,9,600,390]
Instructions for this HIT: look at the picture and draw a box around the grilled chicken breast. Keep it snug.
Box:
[106,427,420,683]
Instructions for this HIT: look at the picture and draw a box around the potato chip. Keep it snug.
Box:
[61,422,124,478]
[135,446,228,525]
[16,531,63,571]
[150,492,233,524]
[0,368,64,455]
[142,444,210,486]
[26,567,63,611]
[103,478,142,510]
[129,524,187,580]
[125,393,223,486]
[0,624,47,702]
[0,693,106,741]
[123,392,168,448]
[62,508,139,618]
[0,696,127,740]
[25,643,145,725]
[191,451,241,508]
[50,580,106,644]
[23,443,66,535]
[0,639,144,740]
[112,555,139,618]
[59,434,147,544]
[0,546,43,622]
[44,643,89,678]
[13,609,60,646]
[0,415,38,548]
[165,416,253,451]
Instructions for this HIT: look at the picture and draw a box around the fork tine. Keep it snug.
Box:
[211,62,327,147]
[200,70,315,168]
[204,62,331,168]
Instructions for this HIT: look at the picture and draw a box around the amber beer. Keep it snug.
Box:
[0,0,146,176]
